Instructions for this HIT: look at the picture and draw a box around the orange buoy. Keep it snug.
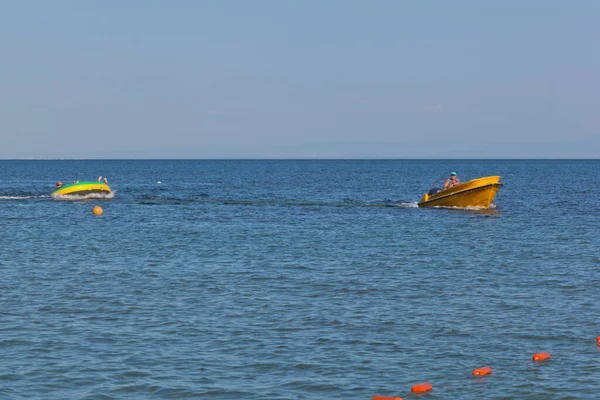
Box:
[472,366,492,376]
[92,206,103,216]
[532,352,550,361]
[411,382,432,393]
[596,336,600,344]
[372,397,402,400]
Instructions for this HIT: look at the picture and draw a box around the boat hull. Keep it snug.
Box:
[418,176,502,209]
[51,182,111,198]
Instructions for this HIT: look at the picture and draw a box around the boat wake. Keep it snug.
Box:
[431,203,498,212]
[392,202,419,208]
[0,195,48,200]
[137,196,417,209]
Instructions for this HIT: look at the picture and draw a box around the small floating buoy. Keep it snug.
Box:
[472,366,492,376]
[157,181,161,184]
[532,352,550,361]
[411,382,432,393]
[372,396,402,400]
[92,206,103,216]
[596,336,600,344]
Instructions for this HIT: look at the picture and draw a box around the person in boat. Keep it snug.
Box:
[98,176,108,184]
[443,172,461,190]
[55,181,64,189]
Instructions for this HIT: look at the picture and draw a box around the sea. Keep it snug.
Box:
[1,159,599,399]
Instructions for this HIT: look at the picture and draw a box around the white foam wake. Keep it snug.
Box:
[53,191,115,201]
[432,203,497,211]
[0,195,48,200]
[394,202,419,208]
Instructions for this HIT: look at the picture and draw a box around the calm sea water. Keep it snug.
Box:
[1,159,599,399]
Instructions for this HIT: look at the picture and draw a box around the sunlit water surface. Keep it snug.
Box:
[1,160,599,399]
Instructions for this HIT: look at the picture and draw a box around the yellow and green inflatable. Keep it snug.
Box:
[51,182,111,198]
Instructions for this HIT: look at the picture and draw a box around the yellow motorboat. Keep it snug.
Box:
[418,176,502,209]
[51,181,111,198]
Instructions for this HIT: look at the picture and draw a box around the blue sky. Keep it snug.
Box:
[0,1,598,158]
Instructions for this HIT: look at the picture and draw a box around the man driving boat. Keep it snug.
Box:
[443,172,460,190]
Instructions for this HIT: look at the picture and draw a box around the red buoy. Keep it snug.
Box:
[372,397,402,400]
[532,352,551,361]
[411,382,432,393]
[596,336,600,344]
[472,366,492,376]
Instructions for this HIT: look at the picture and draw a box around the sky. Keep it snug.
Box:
[0,0,599,159]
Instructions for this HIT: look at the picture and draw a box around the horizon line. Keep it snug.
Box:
[0,157,598,161]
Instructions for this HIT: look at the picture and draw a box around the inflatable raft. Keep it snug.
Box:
[51,182,111,198]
